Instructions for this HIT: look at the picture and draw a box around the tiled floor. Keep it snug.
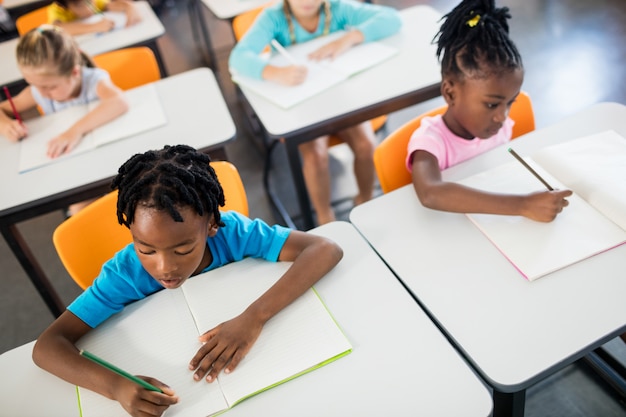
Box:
[1,0,625,415]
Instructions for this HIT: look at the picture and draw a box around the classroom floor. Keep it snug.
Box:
[2,0,626,415]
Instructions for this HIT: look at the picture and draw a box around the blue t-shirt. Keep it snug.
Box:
[68,211,291,328]
[31,66,110,115]
[229,0,402,79]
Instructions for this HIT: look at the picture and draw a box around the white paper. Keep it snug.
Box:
[460,160,626,281]
[532,130,626,230]
[76,258,351,416]
[232,32,398,109]
[17,84,167,173]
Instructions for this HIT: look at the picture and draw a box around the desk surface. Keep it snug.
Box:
[0,1,164,87]
[199,0,270,20]
[350,102,626,392]
[0,221,493,417]
[3,0,48,9]
[0,67,235,220]
[237,4,442,138]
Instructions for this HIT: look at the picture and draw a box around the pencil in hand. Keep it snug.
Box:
[3,86,23,126]
[508,147,554,191]
[79,349,163,393]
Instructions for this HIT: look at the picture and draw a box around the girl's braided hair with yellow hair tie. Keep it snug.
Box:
[433,0,523,78]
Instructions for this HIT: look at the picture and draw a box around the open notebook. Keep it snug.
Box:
[459,130,626,281]
[231,31,398,109]
[76,258,352,417]
[18,83,167,173]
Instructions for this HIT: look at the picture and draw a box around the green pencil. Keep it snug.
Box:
[79,349,163,393]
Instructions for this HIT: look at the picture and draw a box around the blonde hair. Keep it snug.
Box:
[283,0,331,44]
[16,25,95,76]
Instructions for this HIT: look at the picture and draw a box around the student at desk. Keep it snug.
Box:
[32,145,343,417]
[48,0,141,36]
[406,0,572,222]
[229,0,401,225]
[0,25,128,214]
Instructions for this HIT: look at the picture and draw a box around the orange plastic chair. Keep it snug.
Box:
[53,161,249,289]
[374,91,535,194]
[231,5,388,139]
[93,47,161,91]
[15,6,47,35]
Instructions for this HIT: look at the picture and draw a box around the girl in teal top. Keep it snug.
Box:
[229,0,401,225]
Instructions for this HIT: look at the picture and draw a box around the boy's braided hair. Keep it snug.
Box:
[434,0,522,78]
[112,145,225,228]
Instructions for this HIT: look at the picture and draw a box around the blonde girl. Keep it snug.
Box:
[0,25,128,159]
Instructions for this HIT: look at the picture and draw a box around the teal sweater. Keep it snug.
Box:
[228,0,402,79]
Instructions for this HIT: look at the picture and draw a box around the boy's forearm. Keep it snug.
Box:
[246,238,342,324]
[32,313,122,401]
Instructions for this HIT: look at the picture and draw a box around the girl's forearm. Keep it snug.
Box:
[66,96,129,138]
[414,181,527,216]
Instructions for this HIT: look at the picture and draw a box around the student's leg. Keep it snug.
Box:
[336,121,376,206]
[67,198,96,217]
[298,136,335,225]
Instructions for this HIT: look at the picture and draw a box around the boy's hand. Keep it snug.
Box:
[0,119,27,142]
[521,189,573,222]
[189,313,263,383]
[113,376,178,417]
[47,129,83,158]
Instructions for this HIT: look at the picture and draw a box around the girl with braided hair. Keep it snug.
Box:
[33,145,343,417]
[407,0,572,222]
[229,0,401,225]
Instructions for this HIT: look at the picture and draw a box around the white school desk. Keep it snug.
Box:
[0,1,166,89]
[0,67,236,318]
[0,221,493,417]
[349,102,626,417]
[186,0,270,69]
[235,5,442,230]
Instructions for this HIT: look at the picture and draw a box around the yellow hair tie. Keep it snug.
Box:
[466,14,481,27]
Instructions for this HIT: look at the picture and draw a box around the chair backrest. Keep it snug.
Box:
[374,105,447,194]
[92,47,161,91]
[15,6,47,36]
[374,91,535,194]
[232,5,266,41]
[53,161,249,289]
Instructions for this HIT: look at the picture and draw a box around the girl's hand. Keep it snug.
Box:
[46,129,83,158]
[308,30,364,61]
[189,313,264,383]
[94,18,115,33]
[0,119,27,142]
[125,7,142,26]
[113,376,178,417]
[269,65,308,86]
[521,189,573,222]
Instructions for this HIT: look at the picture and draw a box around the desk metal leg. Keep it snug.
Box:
[1,223,64,318]
[284,140,315,230]
[492,389,526,417]
[145,41,168,78]
[188,0,218,70]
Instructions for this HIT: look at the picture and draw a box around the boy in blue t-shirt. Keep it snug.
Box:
[33,144,343,416]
